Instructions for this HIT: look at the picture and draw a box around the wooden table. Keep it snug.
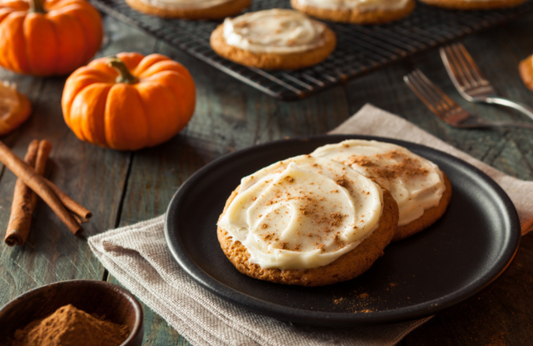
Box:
[1,11,533,346]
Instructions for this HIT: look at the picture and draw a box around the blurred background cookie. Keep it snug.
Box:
[418,0,527,10]
[291,0,415,24]
[125,0,251,19]
[210,9,336,70]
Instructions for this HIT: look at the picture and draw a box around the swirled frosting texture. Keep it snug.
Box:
[312,140,445,227]
[140,0,233,9]
[295,0,410,11]
[222,9,326,53]
[217,155,384,270]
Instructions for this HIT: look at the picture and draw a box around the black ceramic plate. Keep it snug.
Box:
[165,135,520,327]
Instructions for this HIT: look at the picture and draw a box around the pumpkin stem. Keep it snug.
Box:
[108,57,139,85]
[29,0,47,13]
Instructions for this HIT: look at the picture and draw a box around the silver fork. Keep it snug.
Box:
[440,43,533,121]
[404,69,533,129]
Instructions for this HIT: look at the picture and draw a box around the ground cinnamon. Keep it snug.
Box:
[11,304,129,346]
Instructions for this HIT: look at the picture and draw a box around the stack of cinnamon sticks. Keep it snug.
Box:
[2,139,92,246]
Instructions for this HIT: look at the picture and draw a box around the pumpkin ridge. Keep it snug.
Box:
[0,9,17,23]
[53,12,88,74]
[7,12,29,73]
[63,81,110,122]
[53,6,102,62]
[133,85,152,147]
[137,60,186,78]
[104,84,149,150]
[47,3,91,18]
[79,84,111,146]
[44,12,61,75]
[0,11,14,70]
[132,54,169,76]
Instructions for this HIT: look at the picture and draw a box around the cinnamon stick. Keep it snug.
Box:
[33,140,91,223]
[43,178,92,223]
[0,140,82,235]
[4,140,40,246]
[31,139,52,201]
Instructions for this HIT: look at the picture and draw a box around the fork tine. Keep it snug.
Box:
[456,43,488,86]
[450,44,479,87]
[404,74,444,119]
[405,71,441,107]
[442,45,474,89]
[404,70,457,121]
[409,73,449,114]
[412,70,458,113]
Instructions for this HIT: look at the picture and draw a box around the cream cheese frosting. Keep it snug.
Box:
[294,0,410,11]
[222,9,326,54]
[312,140,445,227]
[217,155,384,270]
[139,0,233,10]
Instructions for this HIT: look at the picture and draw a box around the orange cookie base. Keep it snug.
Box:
[418,0,526,10]
[124,0,251,19]
[393,173,452,242]
[209,23,337,70]
[519,55,533,92]
[217,188,398,287]
[291,0,415,24]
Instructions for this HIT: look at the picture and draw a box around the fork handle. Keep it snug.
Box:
[477,121,533,129]
[485,97,533,121]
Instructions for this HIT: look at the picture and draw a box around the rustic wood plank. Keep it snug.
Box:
[0,14,148,306]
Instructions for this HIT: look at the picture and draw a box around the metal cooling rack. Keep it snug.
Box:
[91,0,533,100]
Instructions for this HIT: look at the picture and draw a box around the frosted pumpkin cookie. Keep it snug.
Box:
[217,155,399,287]
[291,0,415,25]
[312,140,451,242]
[210,9,336,70]
[124,0,251,19]
[519,55,533,92]
[418,0,527,10]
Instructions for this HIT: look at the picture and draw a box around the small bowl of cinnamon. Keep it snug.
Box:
[0,280,143,346]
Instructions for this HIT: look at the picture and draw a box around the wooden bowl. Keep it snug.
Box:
[0,280,143,345]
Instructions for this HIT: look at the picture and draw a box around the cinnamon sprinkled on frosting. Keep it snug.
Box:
[217,155,383,270]
[312,140,446,227]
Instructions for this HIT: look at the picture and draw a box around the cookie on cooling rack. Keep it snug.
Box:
[210,9,336,70]
[418,0,527,10]
[519,54,533,92]
[124,0,251,19]
[216,155,399,287]
[290,0,415,25]
[311,140,451,242]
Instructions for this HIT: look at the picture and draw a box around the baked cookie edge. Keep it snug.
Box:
[393,172,452,242]
[125,0,251,19]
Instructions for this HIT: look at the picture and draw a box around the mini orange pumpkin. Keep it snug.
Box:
[0,0,103,76]
[61,53,196,150]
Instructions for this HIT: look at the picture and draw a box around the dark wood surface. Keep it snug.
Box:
[0,9,532,346]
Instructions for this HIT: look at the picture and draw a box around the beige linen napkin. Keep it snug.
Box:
[89,104,533,346]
